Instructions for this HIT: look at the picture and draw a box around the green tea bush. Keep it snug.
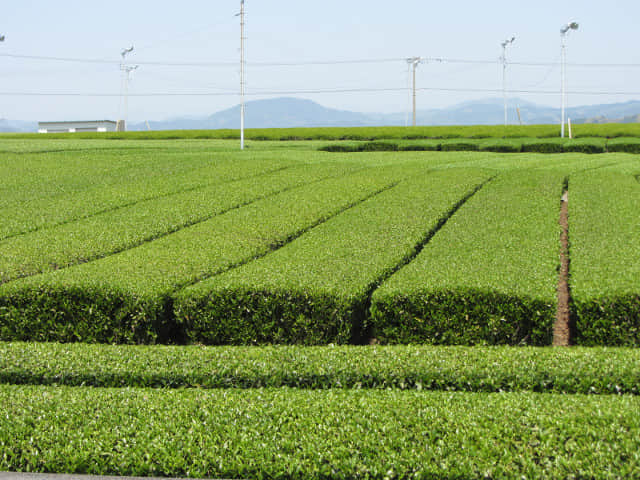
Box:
[174,168,491,345]
[1,385,639,479]
[563,138,606,154]
[0,162,360,283]
[0,169,402,343]
[570,168,640,345]
[370,170,564,345]
[3,342,640,394]
[521,140,565,153]
[606,137,640,154]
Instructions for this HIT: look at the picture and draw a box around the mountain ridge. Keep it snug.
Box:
[2,97,639,132]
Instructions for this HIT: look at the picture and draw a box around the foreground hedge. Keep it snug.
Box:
[174,168,491,345]
[2,342,640,394]
[1,385,639,479]
[370,170,565,345]
[570,167,640,346]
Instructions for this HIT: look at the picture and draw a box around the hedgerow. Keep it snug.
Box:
[7,122,640,141]
[0,168,405,343]
[2,342,640,394]
[606,137,640,154]
[370,170,565,345]
[1,385,639,478]
[0,161,360,283]
[520,139,565,153]
[569,167,640,345]
[173,168,492,345]
[0,151,294,240]
[562,138,606,154]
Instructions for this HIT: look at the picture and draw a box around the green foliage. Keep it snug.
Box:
[3,342,640,394]
[569,167,640,345]
[0,149,294,240]
[563,138,606,154]
[607,137,640,154]
[0,162,360,283]
[2,385,640,478]
[521,139,565,153]
[370,170,564,345]
[439,141,479,151]
[174,168,491,345]
[0,169,401,343]
[7,122,640,143]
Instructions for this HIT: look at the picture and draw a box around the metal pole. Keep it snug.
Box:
[240,0,245,150]
[412,60,417,126]
[500,37,515,127]
[407,57,420,127]
[502,44,507,127]
[560,33,566,138]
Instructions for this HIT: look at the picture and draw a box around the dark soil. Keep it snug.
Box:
[554,190,571,346]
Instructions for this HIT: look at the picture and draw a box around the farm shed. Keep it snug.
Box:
[38,120,118,133]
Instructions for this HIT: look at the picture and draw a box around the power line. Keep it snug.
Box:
[3,86,640,97]
[4,51,640,68]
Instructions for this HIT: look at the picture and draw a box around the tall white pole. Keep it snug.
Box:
[407,57,421,127]
[119,46,136,132]
[560,34,566,138]
[240,0,245,150]
[502,45,507,127]
[560,22,578,138]
[500,37,515,127]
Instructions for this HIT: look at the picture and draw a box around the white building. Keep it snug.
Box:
[38,120,118,133]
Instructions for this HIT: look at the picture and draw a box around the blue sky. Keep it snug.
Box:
[2,0,640,121]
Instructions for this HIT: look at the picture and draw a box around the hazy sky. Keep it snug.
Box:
[2,0,640,121]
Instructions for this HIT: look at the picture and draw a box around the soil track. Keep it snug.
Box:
[554,190,571,346]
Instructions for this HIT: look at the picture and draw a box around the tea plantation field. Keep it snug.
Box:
[1,131,639,478]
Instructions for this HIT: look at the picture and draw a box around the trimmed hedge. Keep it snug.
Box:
[0,168,405,343]
[570,168,640,346]
[521,139,565,153]
[607,137,640,154]
[370,170,565,345]
[2,342,640,394]
[173,168,492,345]
[0,162,360,283]
[563,138,606,154]
[0,151,292,240]
[1,386,640,479]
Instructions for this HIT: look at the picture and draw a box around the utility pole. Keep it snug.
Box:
[234,2,246,149]
[500,36,515,127]
[560,22,579,138]
[407,57,421,127]
[119,46,138,132]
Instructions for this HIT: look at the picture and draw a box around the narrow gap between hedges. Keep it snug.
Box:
[0,166,355,287]
[358,175,497,344]
[554,179,572,346]
[1,164,294,243]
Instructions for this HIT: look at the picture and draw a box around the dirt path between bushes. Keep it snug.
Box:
[554,190,571,346]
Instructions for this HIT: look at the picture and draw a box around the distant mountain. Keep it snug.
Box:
[0,119,37,133]
[2,97,640,133]
[127,97,640,130]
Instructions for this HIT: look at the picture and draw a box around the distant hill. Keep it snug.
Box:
[2,97,640,133]
[0,119,37,133]
[128,97,640,131]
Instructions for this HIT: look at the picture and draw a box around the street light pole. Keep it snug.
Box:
[500,36,515,127]
[560,22,579,138]
[406,57,421,127]
[239,0,246,150]
[119,46,137,132]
